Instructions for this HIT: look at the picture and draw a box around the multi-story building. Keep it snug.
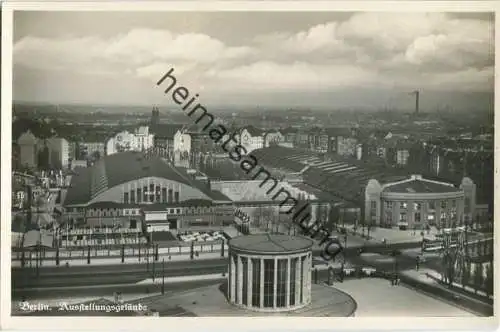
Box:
[324,128,358,156]
[18,131,38,168]
[336,136,358,157]
[150,124,183,160]
[295,130,309,149]
[395,145,411,167]
[307,128,329,153]
[250,146,484,232]
[47,137,70,169]
[78,142,106,160]
[63,151,233,232]
[280,127,298,147]
[240,126,265,153]
[173,129,192,168]
[365,175,476,230]
[105,126,155,155]
[263,130,284,148]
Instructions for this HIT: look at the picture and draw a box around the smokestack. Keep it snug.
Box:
[409,90,420,115]
[415,90,420,114]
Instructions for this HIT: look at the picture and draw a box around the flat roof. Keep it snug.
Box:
[229,234,313,254]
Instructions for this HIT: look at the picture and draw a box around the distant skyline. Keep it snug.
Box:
[13,11,494,111]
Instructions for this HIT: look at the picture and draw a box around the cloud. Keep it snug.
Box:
[13,12,494,105]
[14,28,255,72]
[205,61,379,90]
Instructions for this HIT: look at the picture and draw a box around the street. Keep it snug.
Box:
[12,258,227,289]
[12,279,224,300]
[11,232,447,303]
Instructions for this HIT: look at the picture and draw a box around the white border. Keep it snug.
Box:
[1,1,499,331]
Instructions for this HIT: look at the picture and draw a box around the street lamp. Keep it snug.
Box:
[146,245,149,272]
[161,258,165,295]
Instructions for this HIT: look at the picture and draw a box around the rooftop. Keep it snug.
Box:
[229,234,313,254]
[383,178,460,194]
[251,146,410,204]
[17,131,38,145]
[130,283,356,317]
[149,124,183,139]
[242,125,265,137]
[64,151,229,206]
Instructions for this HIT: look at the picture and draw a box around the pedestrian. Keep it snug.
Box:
[416,256,420,271]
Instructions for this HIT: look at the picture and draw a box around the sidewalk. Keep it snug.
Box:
[343,225,438,244]
[400,268,493,300]
[11,273,227,314]
[135,273,226,285]
[11,251,226,268]
[12,245,229,259]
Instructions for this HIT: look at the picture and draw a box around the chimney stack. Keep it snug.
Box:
[415,90,419,114]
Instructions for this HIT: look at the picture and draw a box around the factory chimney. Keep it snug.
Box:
[410,90,420,114]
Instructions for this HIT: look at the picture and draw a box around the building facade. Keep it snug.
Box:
[106,126,155,155]
[47,137,70,169]
[336,136,358,157]
[365,175,476,230]
[240,127,265,153]
[78,142,106,160]
[228,234,313,312]
[150,124,183,161]
[63,151,233,232]
[18,131,38,168]
[263,131,284,148]
[173,130,191,168]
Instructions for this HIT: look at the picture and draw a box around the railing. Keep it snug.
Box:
[12,239,228,263]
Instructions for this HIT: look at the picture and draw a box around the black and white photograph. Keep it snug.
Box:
[1,1,497,331]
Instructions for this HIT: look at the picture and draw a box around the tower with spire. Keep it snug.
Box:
[151,106,160,126]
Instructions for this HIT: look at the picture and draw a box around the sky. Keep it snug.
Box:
[12,11,495,111]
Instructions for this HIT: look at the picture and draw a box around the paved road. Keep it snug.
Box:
[12,258,227,289]
[12,279,225,300]
[11,239,426,300]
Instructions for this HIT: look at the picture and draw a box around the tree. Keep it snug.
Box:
[34,195,45,214]
[461,260,470,288]
[92,151,101,161]
[484,263,493,296]
[473,263,484,293]
[446,252,456,286]
[367,221,373,239]
[55,244,60,266]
